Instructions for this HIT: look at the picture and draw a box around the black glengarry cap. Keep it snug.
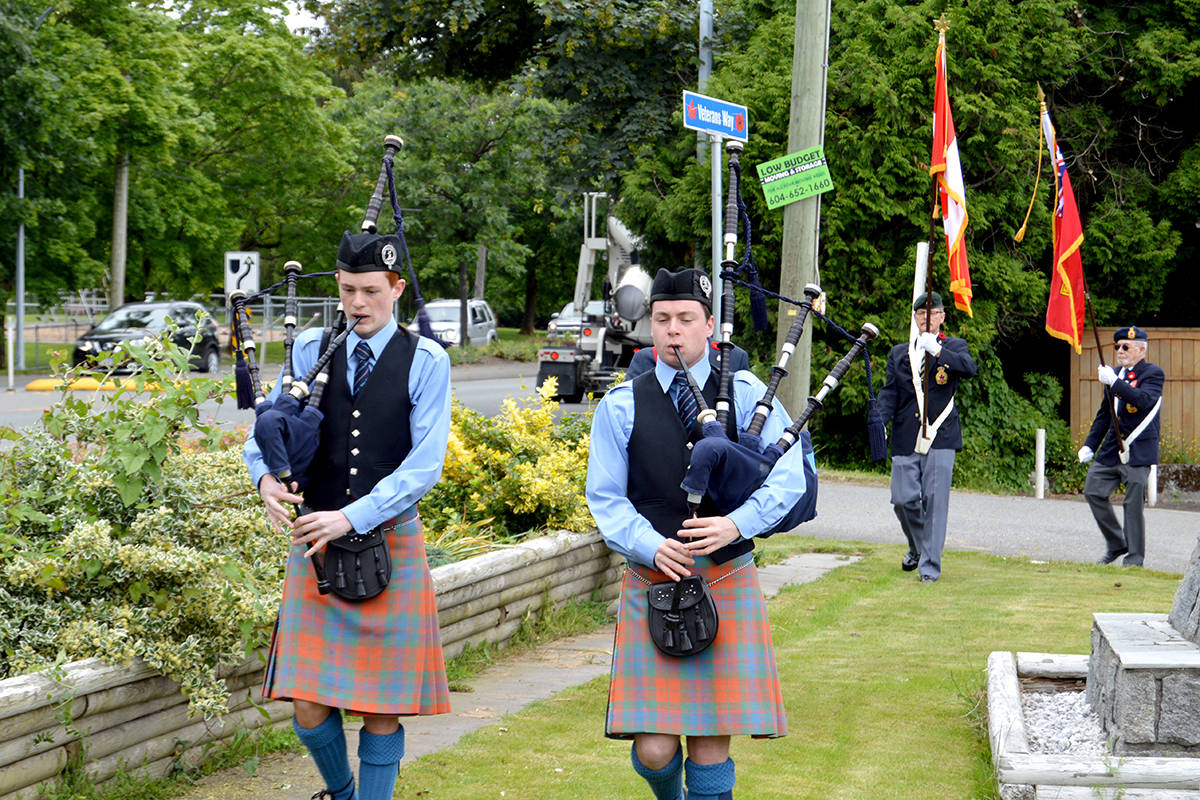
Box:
[649,268,713,312]
[336,231,403,274]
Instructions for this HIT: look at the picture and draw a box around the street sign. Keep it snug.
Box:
[755,146,834,209]
[224,251,260,295]
[682,90,749,142]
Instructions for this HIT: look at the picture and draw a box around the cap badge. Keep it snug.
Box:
[381,243,398,268]
[1128,327,1136,339]
[698,275,712,298]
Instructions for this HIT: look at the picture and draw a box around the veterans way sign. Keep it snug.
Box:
[755,147,834,209]
[682,90,749,142]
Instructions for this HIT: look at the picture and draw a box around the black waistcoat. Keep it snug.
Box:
[626,369,752,565]
[304,329,417,511]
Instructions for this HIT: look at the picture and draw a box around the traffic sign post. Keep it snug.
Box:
[682,91,750,322]
[224,251,260,296]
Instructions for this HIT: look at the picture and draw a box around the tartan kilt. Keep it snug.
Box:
[263,506,451,717]
[605,551,788,739]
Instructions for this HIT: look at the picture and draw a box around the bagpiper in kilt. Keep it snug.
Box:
[244,230,452,800]
[587,268,807,800]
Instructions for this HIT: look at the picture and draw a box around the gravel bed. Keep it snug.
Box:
[1021,690,1108,755]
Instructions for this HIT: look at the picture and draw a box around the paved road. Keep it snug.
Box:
[0,359,586,431]
[805,481,1197,575]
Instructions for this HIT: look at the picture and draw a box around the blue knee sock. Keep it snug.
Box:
[631,743,684,800]
[357,727,405,800]
[685,757,735,800]
[293,713,357,800]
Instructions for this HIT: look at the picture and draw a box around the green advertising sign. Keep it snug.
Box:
[755,147,834,209]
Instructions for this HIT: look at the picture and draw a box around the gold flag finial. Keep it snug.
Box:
[934,14,950,34]
[1037,83,1046,105]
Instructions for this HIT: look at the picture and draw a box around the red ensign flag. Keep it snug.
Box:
[930,31,973,317]
[1040,106,1086,353]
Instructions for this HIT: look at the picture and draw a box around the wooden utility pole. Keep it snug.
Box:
[775,0,831,417]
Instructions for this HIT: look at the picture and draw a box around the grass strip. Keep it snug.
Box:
[396,535,1179,800]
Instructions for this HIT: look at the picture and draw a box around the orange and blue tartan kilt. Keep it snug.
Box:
[606,551,787,739]
[263,506,451,717]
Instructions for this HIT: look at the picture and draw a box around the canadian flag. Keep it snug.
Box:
[930,31,973,317]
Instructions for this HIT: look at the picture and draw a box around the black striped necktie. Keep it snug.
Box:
[352,341,373,395]
[673,372,699,429]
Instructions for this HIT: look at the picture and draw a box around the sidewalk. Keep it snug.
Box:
[174,552,858,800]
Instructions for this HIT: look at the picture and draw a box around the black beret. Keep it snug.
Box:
[913,291,944,311]
[1114,325,1148,342]
[649,268,712,312]
[336,231,403,274]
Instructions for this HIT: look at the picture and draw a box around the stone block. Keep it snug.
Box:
[1161,673,1200,745]
[1114,670,1158,744]
[1169,539,1200,643]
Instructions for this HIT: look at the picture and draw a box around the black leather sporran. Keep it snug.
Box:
[646,576,719,658]
[320,526,392,602]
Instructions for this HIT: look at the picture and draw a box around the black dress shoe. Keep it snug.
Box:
[1096,548,1128,565]
[920,575,938,582]
[901,553,919,572]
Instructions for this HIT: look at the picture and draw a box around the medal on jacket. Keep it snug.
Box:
[935,365,948,385]
[1126,403,1138,414]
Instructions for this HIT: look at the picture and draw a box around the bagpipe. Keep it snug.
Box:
[229,133,433,488]
[230,135,434,596]
[678,140,886,535]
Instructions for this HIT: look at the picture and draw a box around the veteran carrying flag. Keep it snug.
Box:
[1016,86,1126,451]
[929,17,973,318]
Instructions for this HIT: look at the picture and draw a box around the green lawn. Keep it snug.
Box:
[395,535,1180,800]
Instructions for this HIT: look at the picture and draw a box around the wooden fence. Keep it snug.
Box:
[1070,327,1200,458]
[0,530,623,800]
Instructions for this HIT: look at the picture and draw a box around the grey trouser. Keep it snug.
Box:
[890,449,957,580]
[1084,461,1149,566]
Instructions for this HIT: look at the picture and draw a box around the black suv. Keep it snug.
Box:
[72,301,222,373]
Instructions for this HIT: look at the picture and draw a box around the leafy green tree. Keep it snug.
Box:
[327,73,563,327]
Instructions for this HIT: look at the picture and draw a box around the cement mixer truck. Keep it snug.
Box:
[536,193,654,402]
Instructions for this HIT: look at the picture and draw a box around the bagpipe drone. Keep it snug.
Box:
[679,141,887,535]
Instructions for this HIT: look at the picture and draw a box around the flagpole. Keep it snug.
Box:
[923,16,952,441]
[1037,84,1125,454]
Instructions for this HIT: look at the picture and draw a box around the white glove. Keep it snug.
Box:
[1098,365,1117,386]
[916,332,942,356]
[1078,446,1094,464]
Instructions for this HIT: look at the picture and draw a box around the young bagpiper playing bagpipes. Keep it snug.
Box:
[241,138,452,800]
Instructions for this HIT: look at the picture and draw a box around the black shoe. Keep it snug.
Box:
[901,553,919,572]
[920,575,938,582]
[1096,548,1128,565]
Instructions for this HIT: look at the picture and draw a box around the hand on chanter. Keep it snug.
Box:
[258,474,301,532]
[679,515,742,556]
[290,510,354,558]
[654,538,695,582]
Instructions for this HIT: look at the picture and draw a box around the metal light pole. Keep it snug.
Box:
[12,7,54,371]
[15,167,26,370]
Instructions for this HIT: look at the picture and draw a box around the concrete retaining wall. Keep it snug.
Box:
[0,529,621,800]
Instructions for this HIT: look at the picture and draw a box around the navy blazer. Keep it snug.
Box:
[875,335,976,456]
[1084,359,1164,467]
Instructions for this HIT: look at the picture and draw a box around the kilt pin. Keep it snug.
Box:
[263,505,451,717]
[606,551,788,739]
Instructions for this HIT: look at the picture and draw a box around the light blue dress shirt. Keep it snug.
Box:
[243,319,451,533]
[586,354,813,568]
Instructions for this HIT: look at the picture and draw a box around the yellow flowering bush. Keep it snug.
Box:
[422,380,594,542]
